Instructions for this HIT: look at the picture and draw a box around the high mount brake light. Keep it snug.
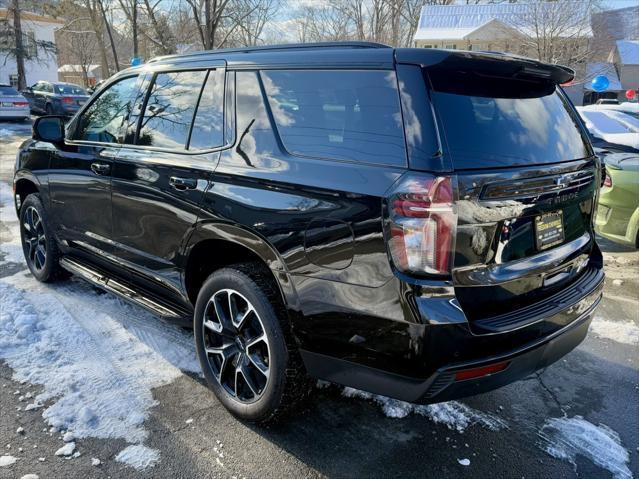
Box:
[385,174,457,275]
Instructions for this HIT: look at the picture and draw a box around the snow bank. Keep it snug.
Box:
[590,316,639,345]
[0,185,200,469]
[115,445,160,470]
[0,455,17,467]
[538,416,632,479]
[341,388,506,432]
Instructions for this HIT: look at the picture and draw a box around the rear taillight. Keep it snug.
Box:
[603,174,612,188]
[62,97,74,104]
[14,101,28,107]
[385,174,457,275]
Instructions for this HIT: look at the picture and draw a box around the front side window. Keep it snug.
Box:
[261,70,406,166]
[74,75,139,144]
[137,70,207,149]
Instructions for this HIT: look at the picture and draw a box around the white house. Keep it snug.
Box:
[0,9,64,87]
[608,40,639,92]
[413,2,592,56]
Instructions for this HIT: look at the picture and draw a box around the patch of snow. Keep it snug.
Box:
[539,416,632,479]
[0,455,17,467]
[185,418,193,424]
[54,442,75,456]
[0,128,13,137]
[24,403,42,411]
[341,388,506,432]
[20,474,39,479]
[115,445,159,470]
[457,458,471,466]
[315,379,331,389]
[91,457,101,466]
[16,427,24,434]
[591,316,639,345]
[0,186,201,469]
[62,432,74,442]
[612,279,624,286]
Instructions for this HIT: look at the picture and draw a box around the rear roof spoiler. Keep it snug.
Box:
[395,49,574,85]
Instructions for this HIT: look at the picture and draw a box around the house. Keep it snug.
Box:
[413,2,592,56]
[0,9,64,87]
[58,64,103,87]
[608,40,639,93]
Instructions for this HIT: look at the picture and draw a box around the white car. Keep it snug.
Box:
[576,107,639,151]
[581,102,639,120]
[0,84,30,121]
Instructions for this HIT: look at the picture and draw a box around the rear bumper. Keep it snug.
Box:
[301,263,604,404]
[0,109,30,119]
[302,289,600,403]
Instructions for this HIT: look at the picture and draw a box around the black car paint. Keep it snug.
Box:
[13,45,604,404]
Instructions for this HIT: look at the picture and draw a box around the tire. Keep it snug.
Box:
[194,262,310,423]
[19,194,66,282]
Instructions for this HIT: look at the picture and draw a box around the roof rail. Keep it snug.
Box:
[148,41,391,63]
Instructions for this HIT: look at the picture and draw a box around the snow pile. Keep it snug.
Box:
[341,388,506,432]
[539,416,632,479]
[0,183,25,266]
[0,455,17,467]
[590,316,639,345]
[115,445,160,470]
[0,128,14,138]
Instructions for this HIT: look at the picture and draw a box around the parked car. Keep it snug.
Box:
[595,98,620,105]
[21,81,90,117]
[577,107,639,152]
[596,153,639,248]
[582,102,639,120]
[0,84,30,121]
[13,43,604,423]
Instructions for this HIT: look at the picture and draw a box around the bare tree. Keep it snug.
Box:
[229,0,280,47]
[184,0,230,50]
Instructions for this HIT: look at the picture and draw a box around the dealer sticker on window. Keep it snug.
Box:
[535,211,564,250]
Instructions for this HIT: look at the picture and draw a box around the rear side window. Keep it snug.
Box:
[138,70,207,149]
[55,84,87,95]
[261,70,406,166]
[188,69,224,150]
[428,70,589,168]
[0,86,19,95]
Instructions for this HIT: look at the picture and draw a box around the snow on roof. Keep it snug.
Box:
[615,40,639,65]
[414,2,592,41]
[584,62,623,91]
[58,64,101,74]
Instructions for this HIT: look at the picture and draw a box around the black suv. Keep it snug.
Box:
[14,43,604,423]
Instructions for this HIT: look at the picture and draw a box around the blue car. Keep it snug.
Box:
[22,81,90,117]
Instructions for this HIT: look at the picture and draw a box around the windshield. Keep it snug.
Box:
[0,86,19,96]
[581,111,636,135]
[54,84,87,95]
[427,70,589,168]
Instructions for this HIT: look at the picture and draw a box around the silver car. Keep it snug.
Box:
[0,84,30,121]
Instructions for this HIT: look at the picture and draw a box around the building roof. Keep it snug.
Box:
[0,8,65,25]
[615,40,639,65]
[414,2,592,42]
[58,64,101,75]
[584,62,622,91]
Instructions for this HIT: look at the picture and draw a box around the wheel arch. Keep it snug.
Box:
[13,174,41,213]
[183,222,300,311]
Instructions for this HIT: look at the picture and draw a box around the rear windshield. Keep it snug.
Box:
[54,84,87,95]
[0,86,19,95]
[428,71,589,168]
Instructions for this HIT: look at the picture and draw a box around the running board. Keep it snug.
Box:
[59,257,185,320]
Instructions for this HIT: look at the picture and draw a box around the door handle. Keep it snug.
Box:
[169,176,198,191]
[91,162,111,175]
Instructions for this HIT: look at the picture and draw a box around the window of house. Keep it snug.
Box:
[137,70,207,149]
[444,44,457,50]
[422,44,433,48]
[261,69,406,166]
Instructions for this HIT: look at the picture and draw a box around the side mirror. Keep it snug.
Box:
[33,116,65,144]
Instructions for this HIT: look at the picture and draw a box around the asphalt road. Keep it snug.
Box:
[1,120,638,479]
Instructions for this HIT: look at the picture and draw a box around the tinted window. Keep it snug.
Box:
[428,71,589,168]
[138,70,206,149]
[54,84,87,95]
[188,69,224,150]
[581,111,635,135]
[74,76,139,144]
[0,86,18,95]
[261,70,406,166]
